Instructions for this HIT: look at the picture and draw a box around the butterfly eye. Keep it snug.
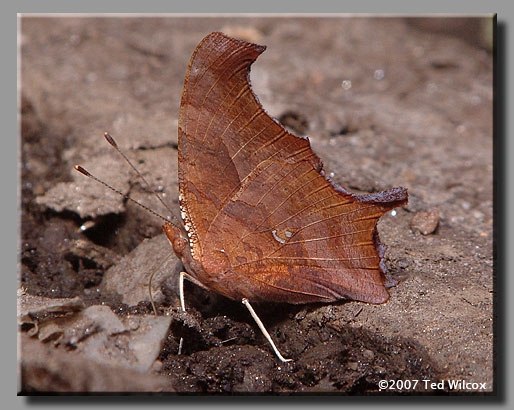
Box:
[172,237,188,256]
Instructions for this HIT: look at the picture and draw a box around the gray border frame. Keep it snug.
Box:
[8,0,511,408]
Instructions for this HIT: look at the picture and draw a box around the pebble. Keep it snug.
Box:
[347,361,359,371]
[410,210,440,235]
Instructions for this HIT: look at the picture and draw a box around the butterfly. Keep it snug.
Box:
[162,32,408,361]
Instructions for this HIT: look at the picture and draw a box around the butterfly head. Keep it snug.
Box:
[163,221,189,259]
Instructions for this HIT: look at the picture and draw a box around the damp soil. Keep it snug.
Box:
[19,17,493,393]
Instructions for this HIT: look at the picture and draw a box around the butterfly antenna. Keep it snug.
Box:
[74,165,169,224]
[103,132,179,222]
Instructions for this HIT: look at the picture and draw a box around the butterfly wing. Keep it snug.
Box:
[178,32,407,304]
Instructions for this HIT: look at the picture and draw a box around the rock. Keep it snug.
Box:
[410,210,440,235]
[35,153,130,219]
[101,234,182,307]
[19,335,171,392]
[29,304,172,373]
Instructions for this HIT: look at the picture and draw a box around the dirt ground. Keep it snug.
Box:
[18,16,494,394]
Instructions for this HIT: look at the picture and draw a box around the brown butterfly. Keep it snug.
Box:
[77,32,407,362]
[163,32,407,361]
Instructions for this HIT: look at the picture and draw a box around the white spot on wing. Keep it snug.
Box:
[272,229,286,244]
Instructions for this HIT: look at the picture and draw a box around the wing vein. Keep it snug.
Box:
[233,258,380,271]
[202,145,289,246]
[265,229,374,258]
[198,76,247,151]
[249,275,332,300]
[274,191,346,229]
[256,170,319,229]
[292,204,377,235]
[236,162,307,243]
[191,43,248,145]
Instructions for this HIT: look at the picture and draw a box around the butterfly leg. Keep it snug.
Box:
[177,271,188,355]
[241,298,292,363]
[177,271,208,355]
[178,270,208,310]
[179,271,187,311]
